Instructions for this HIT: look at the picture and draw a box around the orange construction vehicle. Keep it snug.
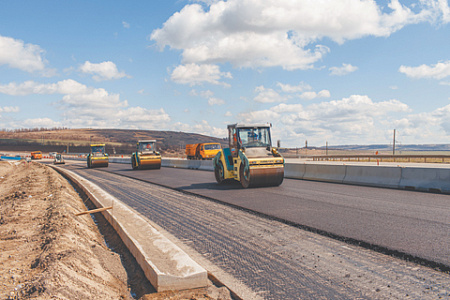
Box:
[186,143,221,160]
[31,151,43,160]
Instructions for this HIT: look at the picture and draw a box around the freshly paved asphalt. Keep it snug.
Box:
[67,161,450,269]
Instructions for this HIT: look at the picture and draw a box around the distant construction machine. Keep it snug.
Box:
[87,144,109,168]
[131,140,161,170]
[186,143,221,160]
[213,123,284,188]
[53,153,65,165]
[31,151,42,160]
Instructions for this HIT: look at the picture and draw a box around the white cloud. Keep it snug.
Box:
[0,79,170,129]
[171,63,232,86]
[277,82,312,93]
[254,85,286,103]
[0,106,19,113]
[79,61,130,81]
[151,0,439,70]
[0,79,88,96]
[0,35,54,75]
[171,120,227,137]
[329,63,358,76]
[199,90,214,98]
[122,21,130,29]
[238,95,416,146]
[208,97,225,105]
[399,60,450,79]
[23,118,61,128]
[299,90,331,100]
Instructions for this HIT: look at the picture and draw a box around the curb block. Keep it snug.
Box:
[51,166,208,292]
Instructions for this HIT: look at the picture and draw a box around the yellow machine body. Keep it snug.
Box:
[132,140,161,170]
[213,124,284,188]
[87,144,109,168]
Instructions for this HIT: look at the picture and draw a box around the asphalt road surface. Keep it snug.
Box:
[86,161,450,269]
[57,161,450,299]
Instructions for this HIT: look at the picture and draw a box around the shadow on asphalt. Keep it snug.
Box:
[177,181,243,191]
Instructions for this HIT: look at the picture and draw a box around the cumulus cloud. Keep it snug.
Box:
[171,63,232,86]
[277,82,312,93]
[208,97,225,106]
[299,90,331,100]
[254,86,286,103]
[254,82,329,103]
[191,88,226,106]
[172,120,227,137]
[23,118,61,128]
[0,79,170,129]
[79,61,130,81]
[0,106,19,113]
[0,35,54,75]
[329,63,358,76]
[399,60,450,79]
[151,0,440,71]
[238,95,414,145]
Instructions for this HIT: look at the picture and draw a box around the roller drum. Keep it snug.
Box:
[91,158,109,168]
[241,165,284,188]
[139,160,161,169]
[138,155,161,169]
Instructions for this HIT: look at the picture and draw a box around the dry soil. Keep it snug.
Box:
[0,161,232,300]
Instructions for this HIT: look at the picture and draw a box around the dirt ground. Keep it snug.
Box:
[0,161,232,300]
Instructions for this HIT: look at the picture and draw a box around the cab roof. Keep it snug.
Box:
[138,140,156,143]
[228,123,271,129]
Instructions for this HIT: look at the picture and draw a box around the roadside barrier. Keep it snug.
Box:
[303,164,346,183]
[399,167,450,193]
[343,165,402,189]
[284,163,306,179]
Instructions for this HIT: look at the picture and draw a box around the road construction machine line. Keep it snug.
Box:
[87,144,109,168]
[213,123,284,188]
[131,140,161,170]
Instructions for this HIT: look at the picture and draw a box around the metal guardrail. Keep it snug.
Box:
[311,155,450,163]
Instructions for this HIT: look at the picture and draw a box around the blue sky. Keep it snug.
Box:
[0,0,449,147]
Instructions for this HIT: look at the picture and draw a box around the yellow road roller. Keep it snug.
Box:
[87,144,109,168]
[213,123,284,188]
[131,140,161,170]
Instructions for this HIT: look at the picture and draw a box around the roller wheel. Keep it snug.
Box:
[214,161,225,184]
[239,163,251,188]
[131,155,138,170]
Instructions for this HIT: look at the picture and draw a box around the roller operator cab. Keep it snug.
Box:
[87,144,109,168]
[213,123,285,188]
[131,140,161,170]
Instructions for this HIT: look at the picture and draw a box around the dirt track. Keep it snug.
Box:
[0,161,232,300]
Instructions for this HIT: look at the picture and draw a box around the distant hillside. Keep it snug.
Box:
[0,128,228,155]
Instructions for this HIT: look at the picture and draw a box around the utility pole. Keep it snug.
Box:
[393,129,396,155]
[326,141,328,156]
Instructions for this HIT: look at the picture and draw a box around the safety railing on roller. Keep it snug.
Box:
[311,155,450,163]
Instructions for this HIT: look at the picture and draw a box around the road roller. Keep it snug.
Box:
[87,144,109,168]
[131,140,161,170]
[213,123,284,188]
